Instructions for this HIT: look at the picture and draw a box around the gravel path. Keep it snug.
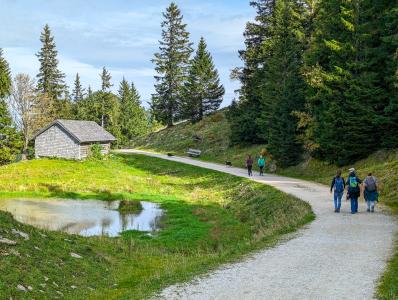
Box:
[120,150,397,300]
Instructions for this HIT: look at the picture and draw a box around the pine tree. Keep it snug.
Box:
[87,85,93,98]
[0,49,11,99]
[36,24,65,100]
[0,98,22,164]
[0,49,22,164]
[100,67,112,92]
[182,38,225,122]
[118,78,148,144]
[363,0,398,148]
[72,73,85,102]
[264,0,307,167]
[151,2,193,127]
[77,90,121,142]
[99,67,113,127]
[303,0,380,165]
[227,0,276,144]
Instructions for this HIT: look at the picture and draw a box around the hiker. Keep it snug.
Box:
[258,155,266,176]
[246,155,253,177]
[330,170,345,213]
[363,172,378,213]
[346,168,362,214]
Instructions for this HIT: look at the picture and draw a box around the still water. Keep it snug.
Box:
[0,198,164,237]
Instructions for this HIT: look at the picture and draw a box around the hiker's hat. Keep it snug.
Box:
[348,167,356,173]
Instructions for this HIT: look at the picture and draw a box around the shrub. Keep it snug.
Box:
[89,144,104,160]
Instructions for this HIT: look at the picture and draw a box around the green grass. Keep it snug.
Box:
[132,113,398,299]
[0,153,313,299]
[131,111,266,169]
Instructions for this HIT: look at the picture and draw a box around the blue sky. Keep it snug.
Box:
[0,0,255,107]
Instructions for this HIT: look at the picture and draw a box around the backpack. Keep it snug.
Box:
[334,177,344,193]
[365,176,377,192]
[258,158,265,167]
[348,176,360,195]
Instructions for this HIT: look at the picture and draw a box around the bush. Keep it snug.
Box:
[89,144,104,160]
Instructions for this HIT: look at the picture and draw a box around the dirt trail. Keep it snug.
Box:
[119,149,397,300]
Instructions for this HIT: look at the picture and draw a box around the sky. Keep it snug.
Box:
[0,0,255,107]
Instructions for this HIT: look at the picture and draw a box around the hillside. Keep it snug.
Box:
[132,111,398,211]
[132,111,398,299]
[131,111,265,168]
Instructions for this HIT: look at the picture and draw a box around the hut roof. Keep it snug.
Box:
[34,120,117,143]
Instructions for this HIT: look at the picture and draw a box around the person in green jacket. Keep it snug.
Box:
[258,155,266,176]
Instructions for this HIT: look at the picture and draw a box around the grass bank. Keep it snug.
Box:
[0,154,313,299]
[132,112,398,299]
[131,111,265,168]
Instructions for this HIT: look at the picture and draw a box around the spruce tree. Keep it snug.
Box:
[0,98,22,164]
[100,67,112,92]
[364,1,398,148]
[118,78,148,144]
[36,24,65,100]
[87,85,93,98]
[99,67,113,127]
[0,49,11,99]
[182,38,225,122]
[72,73,85,102]
[151,2,193,127]
[227,0,276,144]
[264,0,307,167]
[0,50,22,164]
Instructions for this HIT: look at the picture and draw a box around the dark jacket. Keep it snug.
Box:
[346,174,362,197]
[330,176,345,193]
[246,158,253,167]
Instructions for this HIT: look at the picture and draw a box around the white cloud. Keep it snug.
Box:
[1,0,255,108]
[3,47,156,106]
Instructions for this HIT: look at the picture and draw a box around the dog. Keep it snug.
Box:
[225,161,232,167]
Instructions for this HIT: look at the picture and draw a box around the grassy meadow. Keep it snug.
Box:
[0,153,313,299]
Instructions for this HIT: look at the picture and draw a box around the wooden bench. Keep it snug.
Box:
[187,148,201,157]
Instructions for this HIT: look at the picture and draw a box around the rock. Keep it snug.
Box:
[34,246,41,251]
[56,291,63,296]
[70,252,82,259]
[17,284,27,292]
[53,282,59,287]
[40,283,46,288]
[27,286,33,291]
[39,233,47,238]
[71,285,77,289]
[39,290,45,293]
[12,229,29,240]
[0,237,17,245]
[44,276,49,282]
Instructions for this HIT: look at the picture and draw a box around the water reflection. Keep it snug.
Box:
[0,198,164,237]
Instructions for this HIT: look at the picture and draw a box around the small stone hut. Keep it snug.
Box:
[34,119,116,160]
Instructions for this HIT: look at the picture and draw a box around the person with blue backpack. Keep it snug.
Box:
[346,168,362,214]
[330,170,345,213]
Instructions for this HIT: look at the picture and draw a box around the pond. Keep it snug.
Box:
[0,198,164,237]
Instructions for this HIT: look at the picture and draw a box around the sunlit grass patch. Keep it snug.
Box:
[0,153,312,299]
